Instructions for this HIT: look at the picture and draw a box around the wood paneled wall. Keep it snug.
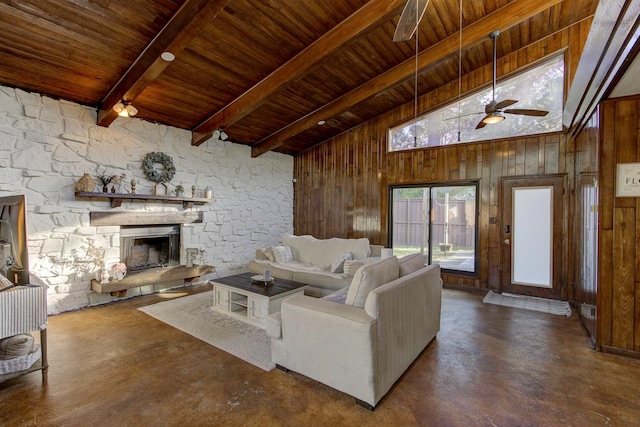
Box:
[294,23,591,293]
[598,96,640,356]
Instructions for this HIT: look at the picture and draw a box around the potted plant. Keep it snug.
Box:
[174,185,184,197]
[97,175,115,192]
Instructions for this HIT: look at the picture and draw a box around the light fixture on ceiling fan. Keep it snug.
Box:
[112,101,138,117]
[474,30,549,129]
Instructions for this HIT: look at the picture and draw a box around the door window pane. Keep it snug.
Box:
[512,187,552,287]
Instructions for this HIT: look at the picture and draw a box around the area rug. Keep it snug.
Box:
[138,291,275,371]
[483,291,572,317]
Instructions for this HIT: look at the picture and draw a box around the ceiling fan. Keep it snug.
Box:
[393,0,430,42]
[474,30,549,129]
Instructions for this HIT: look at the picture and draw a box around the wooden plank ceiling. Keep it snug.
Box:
[0,0,597,156]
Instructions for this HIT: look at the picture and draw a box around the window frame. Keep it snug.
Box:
[388,54,565,152]
[388,181,480,277]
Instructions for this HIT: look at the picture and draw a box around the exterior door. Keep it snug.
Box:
[501,175,565,300]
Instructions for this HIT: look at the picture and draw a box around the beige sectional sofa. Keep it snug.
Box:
[266,254,442,410]
[247,234,383,297]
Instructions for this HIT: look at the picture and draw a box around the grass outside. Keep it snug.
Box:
[391,245,474,272]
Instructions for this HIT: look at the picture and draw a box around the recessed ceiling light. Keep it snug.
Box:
[161,52,175,62]
[317,120,326,126]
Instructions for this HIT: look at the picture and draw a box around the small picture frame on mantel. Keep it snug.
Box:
[154,182,168,196]
[616,163,640,197]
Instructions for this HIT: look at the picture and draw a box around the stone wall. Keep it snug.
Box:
[0,86,293,314]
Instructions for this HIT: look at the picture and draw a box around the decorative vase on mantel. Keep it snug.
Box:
[75,173,96,193]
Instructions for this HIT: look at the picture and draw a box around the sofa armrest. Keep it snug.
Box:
[363,264,442,400]
[274,295,378,404]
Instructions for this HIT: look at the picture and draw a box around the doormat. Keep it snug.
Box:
[483,291,572,317]
[138,291,274,371]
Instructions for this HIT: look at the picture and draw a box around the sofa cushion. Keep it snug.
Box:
[263,247,276,262]
[272,246,293,263]
[0,334,34,360]
[398,253,426,276]
[283,234,371,266]
[331,252,353,273]
[345,256,400,308]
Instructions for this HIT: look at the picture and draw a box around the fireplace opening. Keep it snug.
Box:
[120,225,180,273]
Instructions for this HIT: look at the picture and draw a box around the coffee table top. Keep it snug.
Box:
[211,272,306,297]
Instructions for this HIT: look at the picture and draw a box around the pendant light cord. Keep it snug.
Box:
[413,0,419,148]
[457,0,462,142]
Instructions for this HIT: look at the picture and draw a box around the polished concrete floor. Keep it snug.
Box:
[2,285,639,426]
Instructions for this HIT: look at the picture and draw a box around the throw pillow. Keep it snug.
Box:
[0,274,13,290]
[345,256,400,308]
[343,259,358,276]
[0,333,34,360]
[272,245,293,263]
[398,253,426,276]
[263,247,276,262]
[330,252,353,273]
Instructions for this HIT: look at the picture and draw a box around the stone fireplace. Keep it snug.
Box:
[120,225,180,273]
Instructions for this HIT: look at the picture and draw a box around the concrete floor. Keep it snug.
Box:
[2,285,639,426]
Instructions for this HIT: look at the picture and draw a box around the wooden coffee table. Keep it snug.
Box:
[211,272,306,328]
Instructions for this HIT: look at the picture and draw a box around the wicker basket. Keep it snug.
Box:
[75,173,96,192]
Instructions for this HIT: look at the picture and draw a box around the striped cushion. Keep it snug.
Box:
[0,334,34,360]
[263,247,276,262]
[272,246,293,263]
[331,252,353,273]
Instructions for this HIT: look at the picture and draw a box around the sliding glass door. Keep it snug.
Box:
[390,183,478,274]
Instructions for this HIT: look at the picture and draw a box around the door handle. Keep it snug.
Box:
[504,239,510,245]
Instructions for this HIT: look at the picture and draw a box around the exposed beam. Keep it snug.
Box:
[97,0,231,127]
[191,0,407,146]
[251,0,563,158]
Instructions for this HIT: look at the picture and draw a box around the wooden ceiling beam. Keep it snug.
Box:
[251,0,564,157]
[191,0,407,146]
[97,0,231,127]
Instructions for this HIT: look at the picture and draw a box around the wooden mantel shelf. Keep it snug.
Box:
[91,264,216,295]
[75,191,212,209]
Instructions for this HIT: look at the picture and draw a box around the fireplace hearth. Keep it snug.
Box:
[120,225,180,273]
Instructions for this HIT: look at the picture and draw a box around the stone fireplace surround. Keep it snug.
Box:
[88,210,214,296]
[89,210,203,265]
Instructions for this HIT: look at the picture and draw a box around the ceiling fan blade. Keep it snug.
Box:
[475,117,489,129]
[393,0,430,42]
[504,108,549,117]
[494,99,518,110]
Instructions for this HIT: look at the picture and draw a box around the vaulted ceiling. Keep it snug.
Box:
[0,0,600,156]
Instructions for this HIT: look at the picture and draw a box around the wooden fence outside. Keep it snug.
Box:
[392,199,475,249]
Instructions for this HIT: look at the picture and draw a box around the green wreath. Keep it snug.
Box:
[142,152,176,183]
